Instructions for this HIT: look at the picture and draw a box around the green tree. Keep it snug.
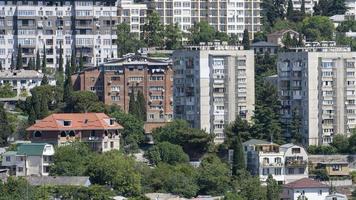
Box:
[301,16,334,41]
[86,150,142,196]
[48,185,115,200]
[27,58,34,70]
[328,0,347,16]
[117,23,144,57]
[0,83,16,98]
[153,120,214,159]
[232,134,245,175]
[136,90,146,121]
[0,176,40,199]
[301,0,306,15]
[165,23,182,50]
[145,142,189,165]
[242,29,250,50]
[189,21,216,45]
[144,11,164,47]
[286,0,294,21]
[58,42,64,72]
[348,131,356,153]
[128,87,139,117]
[0,61,2,70]
[224,192,244,200]
[215,31,230,42]
[41,74,49,85]
[38,94,49,119]
[79,48,84,72]
[67,91,105,113]
[331,134,349,153]
[110,111,145,152]
[224,116,251,147]
[16,44,23,70]
[10,53,14,70]
[71,50,77,74]
[233,171,266,200]
[28,106,36,125]
[63,60,73,104]
[31,90,41,119]
[42,45,47,74]
[283,32,293,48]
[197,155,231,196]
[0,104,11,146]
[36,50,41,71]
[143,163,199,198]
[50,142,94,176]
[290,108,303,144]
[266,175,280,200]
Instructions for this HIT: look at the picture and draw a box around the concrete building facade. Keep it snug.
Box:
[146,0,261,39]
[72,55,174,125]
[278,44,356,146]
[0,0,147,70]
[173,44,255,143]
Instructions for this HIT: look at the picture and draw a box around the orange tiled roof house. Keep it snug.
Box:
[26,113,123,152]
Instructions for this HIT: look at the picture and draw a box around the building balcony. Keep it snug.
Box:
[285,160,307,167]
[261,162,284,168]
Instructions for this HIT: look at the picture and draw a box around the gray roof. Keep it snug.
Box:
[2,151,17,156]
[0,69,46,79]
[26,176,91,187]
[243,139,276,146]
[309,155,348,164]
[251,41,279,47]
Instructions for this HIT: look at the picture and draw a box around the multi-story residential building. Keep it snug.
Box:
[243,139,308,184]
[0,0,120,70]
[278,42,356,146]
[173,43,255,143]
[72,55,173,128]
[345,0,356,20]
[291,0,318,14]
[0,69,55,97]
[26,113,123,152]
[146,0,261,39]
[1,143,55,176]
[118,0,147,37]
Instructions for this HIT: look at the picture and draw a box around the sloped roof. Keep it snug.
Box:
[17,143,47,156]
[309,155,348,165]
[243,139,276,146]
[26,176,91,187]
[283,178,329,189]
[268,29,299,36]
[2,151,17,156]
[251,41,279,47]
[27,113,123,131]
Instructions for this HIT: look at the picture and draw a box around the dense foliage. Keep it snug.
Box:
[144,141,189,165]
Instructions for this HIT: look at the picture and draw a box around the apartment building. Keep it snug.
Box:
[0,0,124,70]
[146,0,261,40]
[118,0,147,37]
[0,69,55,98]
[291,0,318,14]
[172,43,255,143]
[1,143,55,176]
[26,113,123,152]
[72,54,174,125]
[345,0,356,20]
[278,42,356,146]
[243,139,308,184]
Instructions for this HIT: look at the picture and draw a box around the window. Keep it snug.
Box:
[332,164,340,171]
[292,148,301,154]
[149,114,154,119]
[63,120,71,126]
[5,156,10,162]
[34,131,42,137]
[150,76,164,81]
[275,168,281,175]
[263,158,269,164]
[275,157,281,163]
[104,142,108,149]
[17,167,23,172]
[262,168,269,175]
[111,96,120,101]
[110,141,114,148]
[319,190,322,195]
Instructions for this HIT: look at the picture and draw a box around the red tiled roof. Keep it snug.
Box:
[283,178,329,189]
[27,113,123,131]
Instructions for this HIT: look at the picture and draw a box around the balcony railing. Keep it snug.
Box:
[285,160,307,167]
[261,162,284,168]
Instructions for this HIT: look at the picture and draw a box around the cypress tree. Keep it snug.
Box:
[290,108,303,144]
[63,60,73,103]
[298,33,304,46]
[242,29,250,50]
[79,49,84,72]
[136,90,147,121]
[28,106,36,125]
[232,134,245,175]
[0,61,2,70]
[31,91,41,119]
[16,44,23,70]
[58,43,64,72]
[301,0,306,15]
[286,0,294,20]
[128,86,138,117]
[39,95,49,119]
[0,104,11,146]
[71,50,77,74]
[36,50,41,71]
[27,58,33,70]
[284,32,293,48]
[41,74,49,85]
[42,45,47,74]
[10,53,14,70]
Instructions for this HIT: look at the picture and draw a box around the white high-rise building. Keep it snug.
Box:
[146,0,261,40]
[173,43,255,143]
[278,42,356,146]
[291,0,318,14]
